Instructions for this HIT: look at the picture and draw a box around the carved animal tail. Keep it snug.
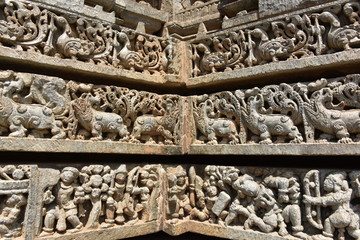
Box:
[223,91,246,144]
[280,83,304,125]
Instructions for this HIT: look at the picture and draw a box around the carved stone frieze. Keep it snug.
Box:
[39,164,162,236]
[0,0,175,74]
[164,165,360,240]
[1,70,360,146]
[0,70,181,144]
[191,74,360,144]
[0,165,35,239]
[0,164,358,240]
[191,1,360,76]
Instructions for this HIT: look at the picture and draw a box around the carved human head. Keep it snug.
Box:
[324,172,348,192]
[175,166,186,185]
[6,194,27,208]
[239,180,260,197]
[115,164,128,182]
[206,185,218,197]
[61,167,79,184]
[90,175,103,188]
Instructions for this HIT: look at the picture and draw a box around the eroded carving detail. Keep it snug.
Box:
[0,71,181,144]
[192,1,360,76]
[0,165,30,239]
[192,74,360,144]
[40,164,162,236]
[165,166,360,240]
[0,0,174,74]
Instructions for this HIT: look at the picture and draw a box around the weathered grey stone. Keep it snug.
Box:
[0,0,358,240]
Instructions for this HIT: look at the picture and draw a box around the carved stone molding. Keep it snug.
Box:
[1,164,360,240]
[190,73,360,145]
[0,0,175,75]
[0,70,182,145]
[1,70,360,154]
[191,0,360,76]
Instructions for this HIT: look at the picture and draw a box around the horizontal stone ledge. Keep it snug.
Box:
[189,143,360,156]
[0,138,183,155]
[163,220,292,240]
[187,49,360,90]
[36,221,161,240]
[0,46,182,89]
[2,138,360,156]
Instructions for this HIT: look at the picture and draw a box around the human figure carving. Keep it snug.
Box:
[0,194,27,238]
[303,172,360,240]
[41,167,83,235]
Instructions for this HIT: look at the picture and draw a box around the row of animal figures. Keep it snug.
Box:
[0,71,180,144]
[193,74,360,144]
[1,70,360,145]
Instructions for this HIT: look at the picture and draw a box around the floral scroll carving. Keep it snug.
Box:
[0,0,174,74]
[192,1,360,76]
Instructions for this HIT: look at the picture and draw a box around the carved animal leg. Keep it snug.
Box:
[130,127,141,143]
[335,124,352,143]
[51,121,66,139]
[91,123,103,141]
[157,126,174,145]
[0,126,8,136]
[228,134,240,145]
[259,130,272,144]
[106,132,117,141]
[9,122,27,137]
[207,131,218,145]
[289,128,304,143]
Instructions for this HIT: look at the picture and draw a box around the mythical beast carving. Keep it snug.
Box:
[193,95,240,145]
[130,97,180,144]
[239,93,303,144]
[303,87,360,143]
[72,94,129,141]
[0,89,65,138]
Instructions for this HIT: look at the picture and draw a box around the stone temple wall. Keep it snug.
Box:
[0,0,359,239]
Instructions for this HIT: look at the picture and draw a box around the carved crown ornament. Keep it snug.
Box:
[0,164,360,240]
